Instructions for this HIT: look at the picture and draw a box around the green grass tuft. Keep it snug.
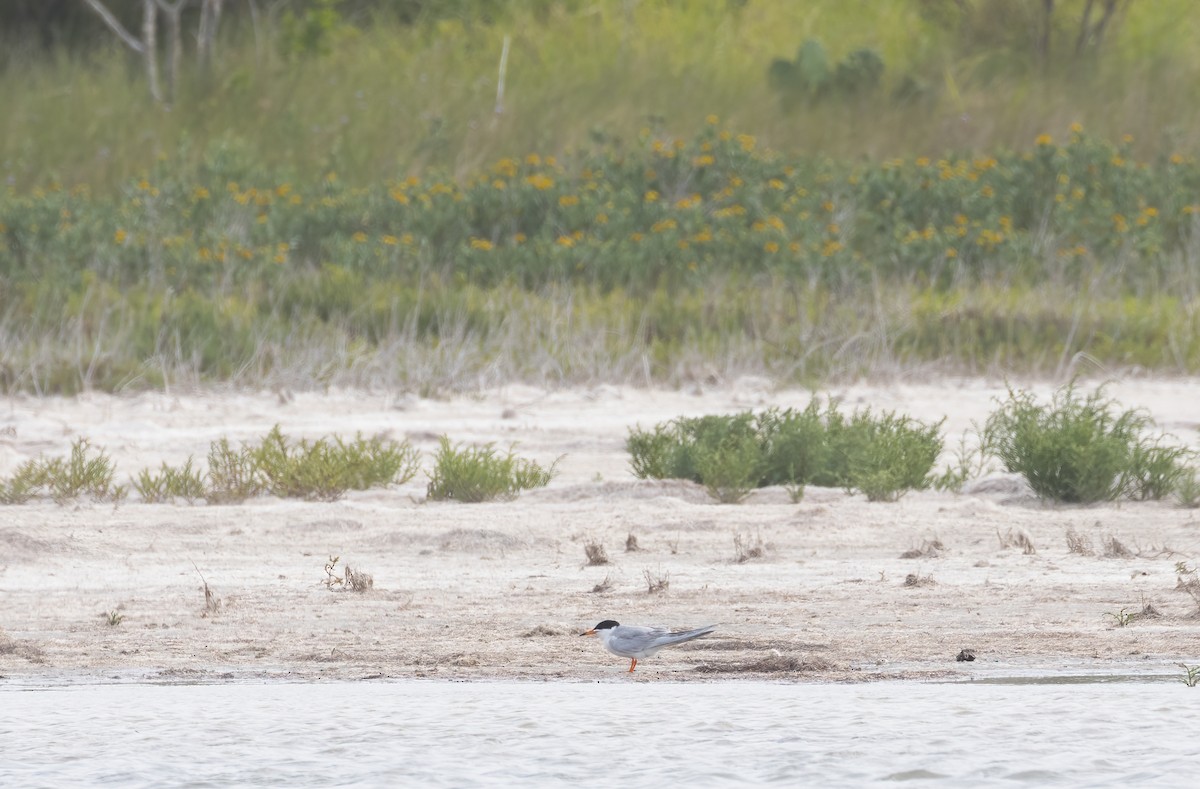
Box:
[425,436,559,502]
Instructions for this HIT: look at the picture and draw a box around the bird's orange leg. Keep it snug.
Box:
[628,658,637,672]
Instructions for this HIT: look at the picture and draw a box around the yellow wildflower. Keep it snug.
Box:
[470,238,493,251]
[559,195,580,207]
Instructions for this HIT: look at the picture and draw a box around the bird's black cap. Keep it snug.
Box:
[593,620,619,630]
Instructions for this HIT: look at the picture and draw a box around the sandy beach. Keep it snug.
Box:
[2,378,1199,683]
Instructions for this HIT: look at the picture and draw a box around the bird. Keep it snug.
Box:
[580,620,717,672]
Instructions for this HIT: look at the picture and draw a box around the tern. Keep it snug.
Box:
[580,620,717,672]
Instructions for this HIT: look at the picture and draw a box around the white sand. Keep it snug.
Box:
[2,379,1199,682]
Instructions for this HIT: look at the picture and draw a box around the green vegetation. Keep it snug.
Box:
[425,437,559,502]
[250,425,420,501]
[1,3,1200,392]
[133,457,207,504]
[0,428,419,505]
[627,402,944,502]
[983,385,1191,503]
[0,438,126,504]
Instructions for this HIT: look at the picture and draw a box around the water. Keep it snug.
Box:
[2,677,1196,787]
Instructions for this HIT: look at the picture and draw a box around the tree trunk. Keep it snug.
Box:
[197,0,224,71]
[1038,0,1054,65]
[143,0,162,103]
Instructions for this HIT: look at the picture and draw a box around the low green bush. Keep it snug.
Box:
[251,426,421,502]
[133,457,207,504]
[426,437,560,502]
[983,384,1190,503]
[0,438,126,504]
[627,400,943,502]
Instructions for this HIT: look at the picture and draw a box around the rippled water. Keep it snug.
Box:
[3,677,1196,787]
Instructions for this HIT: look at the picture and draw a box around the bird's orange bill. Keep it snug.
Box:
[580,629,596,637]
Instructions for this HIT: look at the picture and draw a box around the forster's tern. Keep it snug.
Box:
[580,620,717,672]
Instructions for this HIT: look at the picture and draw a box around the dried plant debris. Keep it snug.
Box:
[591,574,614,593]
[900,538,944,559]
[1065,527,1094,556]
[1102,535,1134,559]
[903,572,936,587]
[733,531,765,563]
[584,541,609,566]
[520,625,564,637]
[644,568,670,594]
[956,649,976,662]
[997,527,1037,555]
[343,564,374,592]
[693,654,834,673]
[625,533,640,552]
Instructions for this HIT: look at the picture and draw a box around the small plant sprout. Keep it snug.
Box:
[103,610,124,626]
[323,555,344,589]
[1105,608,1135,627]
[1179,664,1200,687]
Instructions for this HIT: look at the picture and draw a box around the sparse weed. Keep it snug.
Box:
[584,542,609,566]
[899,538,944,559]
[903,572,936,587]
[103,610,124,626]
[1065,527,1094,556]
[1175,469,1200,509]
[323,555,344,589]
[591,575,614,593]
[997,527,1037,555]
[733,531,766,563]
[343,564,374,593]
[426,437,559,502]
[932,432,989,493]
[1175,562,1200,615]
[984,385,1189,503]
[1180,664,1200,687]
[1105,608,1135,627]
[644,568,670,594]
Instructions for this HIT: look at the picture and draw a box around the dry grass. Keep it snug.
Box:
[733,531,766,563]
[584,541,609,566]
[643,568,670,594]
[625,533,640,552]
[591,574,614,593]
[1103,535,1135,559]
[899,538,944,559]
[903,572,937,588]
[343,565,374,593]
[1065,527,1095,556]
[520,625,563,637]
[997,527,1037,555]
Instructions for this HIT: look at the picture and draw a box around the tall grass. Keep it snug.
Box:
[4,2,1200,392]
[3,1,1200,193]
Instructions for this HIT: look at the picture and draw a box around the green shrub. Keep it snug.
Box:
[0,438,126,504]
[627,400,943,502]
[251,425,420,502]
[983,385,1189,503]
[205,437,266,504]
[133,457,207,504]
[426,437,559,502]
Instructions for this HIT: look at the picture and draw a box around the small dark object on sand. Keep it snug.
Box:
[956,649,976,662]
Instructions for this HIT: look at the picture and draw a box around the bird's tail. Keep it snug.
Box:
[668,624,717,643]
